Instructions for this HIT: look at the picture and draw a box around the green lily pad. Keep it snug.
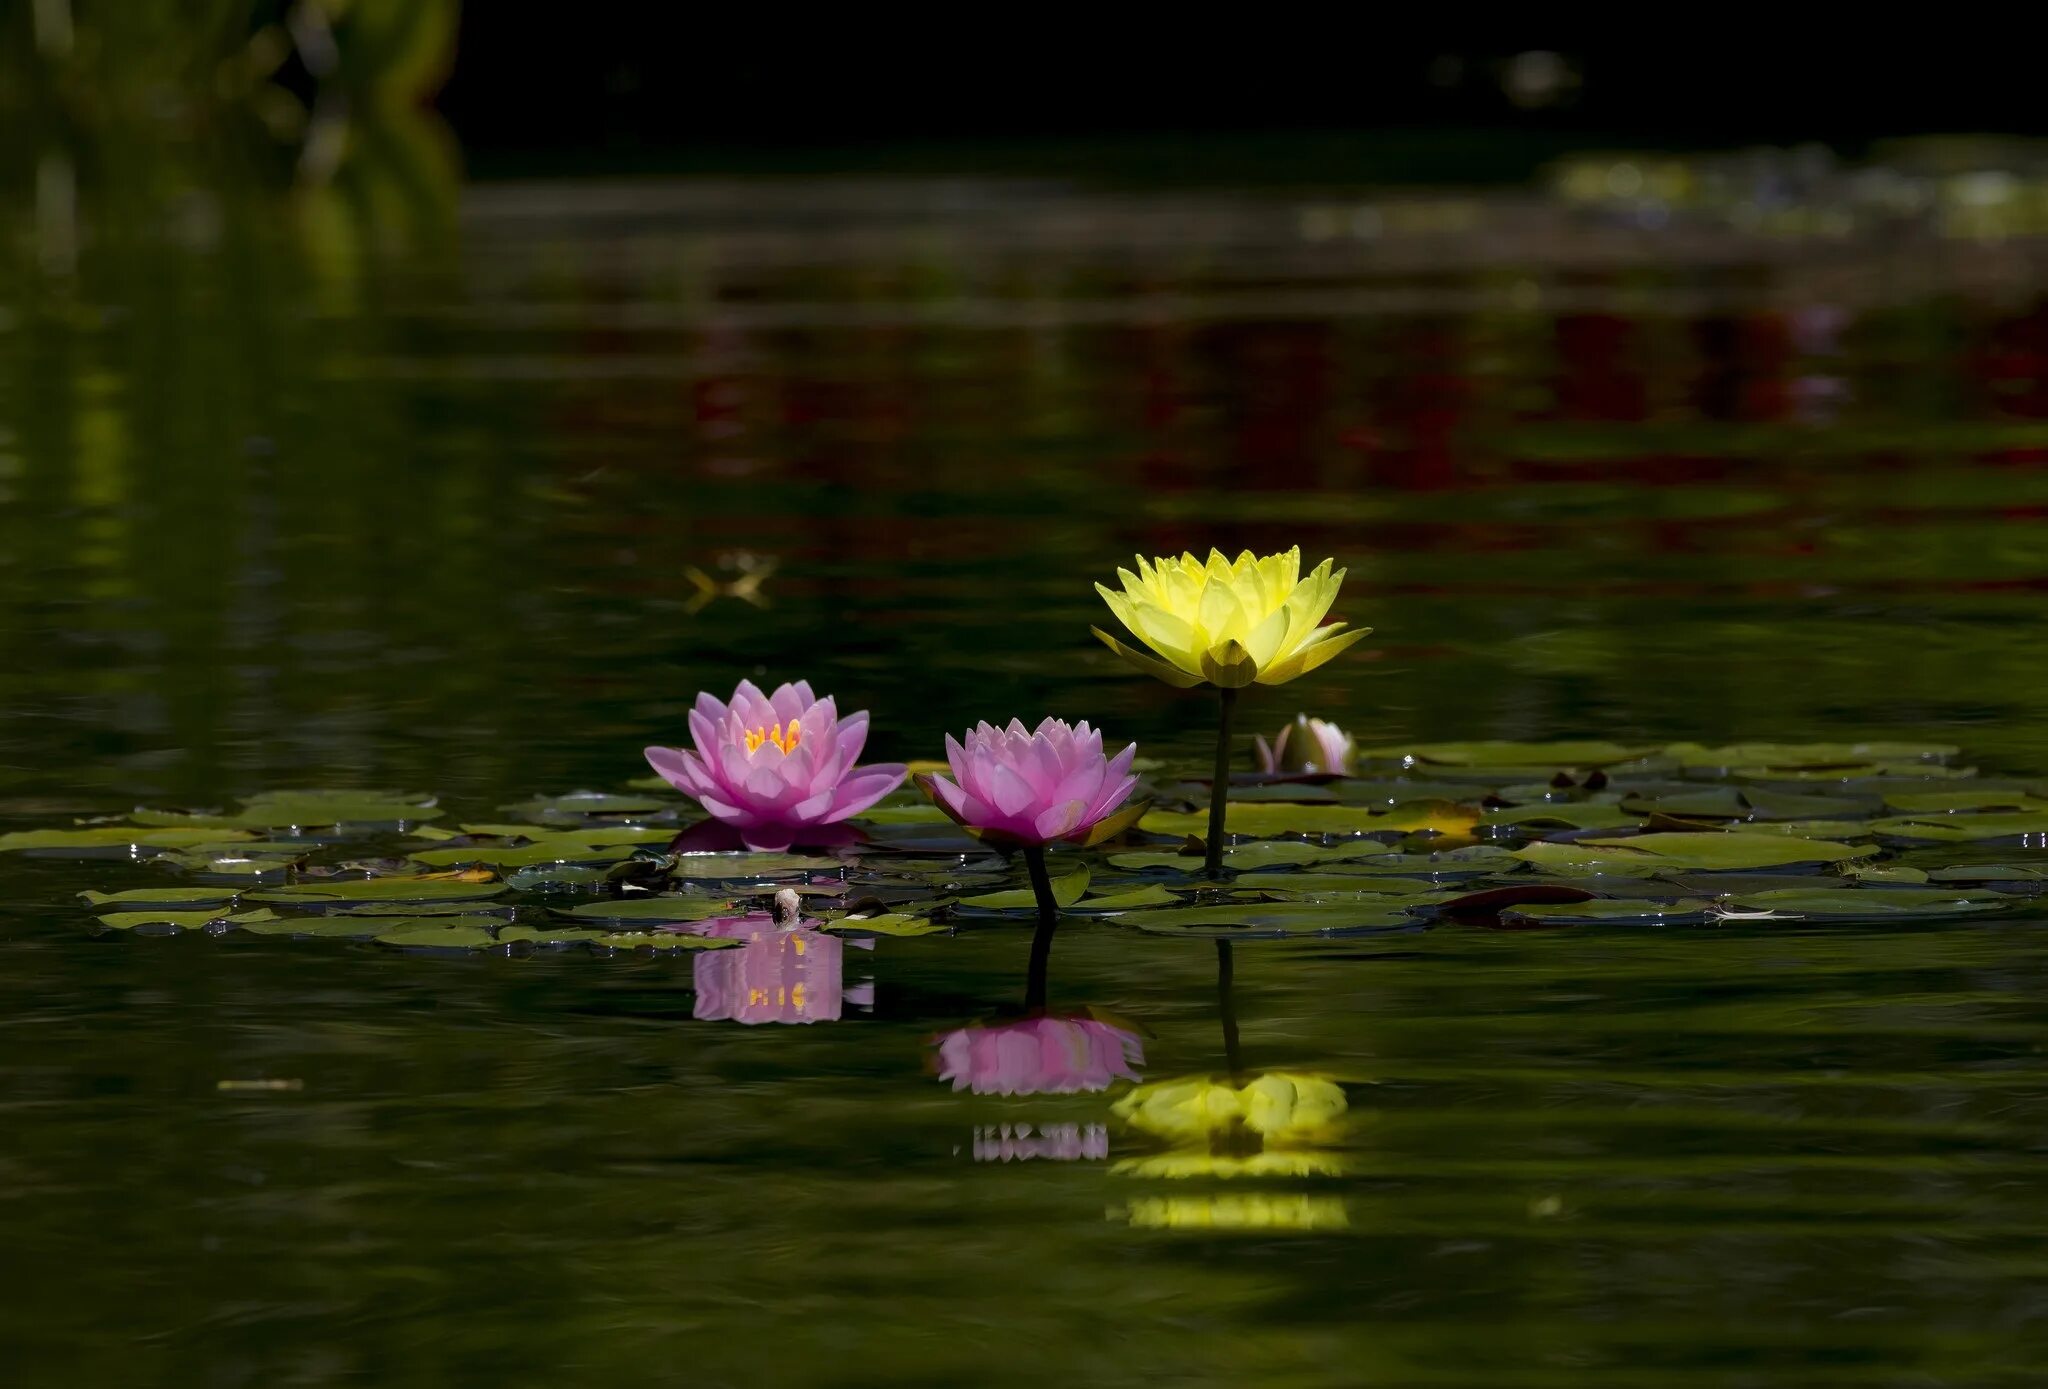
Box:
[672,853,836,881]
[1231,873,1441,895]
[561,896,741,925]
[1359,740,1658,768]
[960,864,1090,910]
[1478,803,1642,831]
[850,803,955,825]
[0,826,257,853]
[334,901,518,917]
[494,925,629,947]
[1925,864,2048,885]
[818,913,951,936]
[1669,741,1959,770]
[229,915,396,937]
[1517,832,1869,872]
[1725,887,2017,920]
[1869,813,2048,843]
[1618,787,1751,819]
[1109,840,1391,872]
[95,908,282,931]
[1065,885,1182,911]
[248,878,510,905]
[1839,863,1930,884]
[1138,801,1474,839]
[1505,898,1715,925]
[594,931,741,953]
[78,887,242,908]
[408,836,654,869]
[160,853,299,879]
[373,921,504,949]
[1883,789,2048,815]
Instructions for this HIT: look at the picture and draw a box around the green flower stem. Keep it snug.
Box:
[1024,844,1058,1011]
[1206,686,1238,879]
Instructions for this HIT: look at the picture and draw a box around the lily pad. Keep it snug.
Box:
[1538,831,1871,870]
[1505,898,1715,925]
[850,803,956,825]
[1725,887,2017,920]
[248,878,510,905]
[1,826,257,854]
[1883,789,2048,815]
[230,915,396,938]
[960,864,1091,910]
[672,853,836,881]
[78,887,242,908]
[1669,741,1959,770]
[561,896,740,925]
[1478,803,1642,831]
[1231,873,1441,895]
[1065,885,1182,911]
[95,908,282,931]
[1110,840,1391,872]
[503,792,674,818]
[1925,864,2048,886]
[818,913,951,936]
[1138,801,1476,839]
[1869,813,2048,843]
[373,921,504,949]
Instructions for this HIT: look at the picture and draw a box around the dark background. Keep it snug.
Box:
[434,31,2048,176]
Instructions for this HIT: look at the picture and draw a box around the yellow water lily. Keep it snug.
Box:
[1092,547,1369,689]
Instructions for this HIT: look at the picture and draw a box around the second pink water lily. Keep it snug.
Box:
[644,678,905,851]
[918,717,1144,847]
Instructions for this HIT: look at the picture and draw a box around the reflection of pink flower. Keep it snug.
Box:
[919,718,1138,847]
[645,679,906,851]
[935,1015,1145,1095]
[691,922,873,1025]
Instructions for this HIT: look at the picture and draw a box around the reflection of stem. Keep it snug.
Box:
[1025,915,1056,1012]
[1205,687,1238,879]
[1216,940,1242,1083]
[1023,845,1058,928]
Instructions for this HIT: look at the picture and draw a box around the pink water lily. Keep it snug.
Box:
[644,679,906,851]
[1253,714,1354,776]
[917,717,1142,848]
[935,1014,1145,1096]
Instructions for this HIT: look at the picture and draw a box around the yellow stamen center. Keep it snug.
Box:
[743,720,803,755]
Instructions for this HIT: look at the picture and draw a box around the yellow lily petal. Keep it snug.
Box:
[1092,626,1206,688]
[1257,624,1371,685]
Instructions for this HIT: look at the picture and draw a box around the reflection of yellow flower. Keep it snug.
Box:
[1113,1072,1349,1145]
[1092,548,1369,689]
[1112,1149,1348,1180]
[1117,1194,1349,1231]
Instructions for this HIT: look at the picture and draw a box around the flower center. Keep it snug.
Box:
[743,720,802,755]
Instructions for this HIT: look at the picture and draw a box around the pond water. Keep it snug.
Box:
[6,175,2048,1386]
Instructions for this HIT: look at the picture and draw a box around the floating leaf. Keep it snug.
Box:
[1478,803,1641,831]
[561,896,740,925]
[1506,898,1715,925]
[818,913,951,936]
[1883,789,2048,815]
[1669,741,1959,770]
[230,915,395,937]
[95,908,281,931]
[373,921,503,949]
[334,901,517,917]
[1725,887,2017,920]
[1110,840,1391,872]
[850,803,955,825]
[1839,863,1929,884]
[594,931,741,953]
[1139,801,1476,839]
[960,864,1091,910]
[1868,813,2048,843]
[1517,832,1869,872]
[78,887,242,908]
[1232,873,1440,895]
[672,852,837,881]
[1065,885,1181,911]
[248,878,509,905]
[0,826,256,854]
[1926,864,2048,886]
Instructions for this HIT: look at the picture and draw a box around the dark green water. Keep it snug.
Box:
[7,176,2048,1386]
